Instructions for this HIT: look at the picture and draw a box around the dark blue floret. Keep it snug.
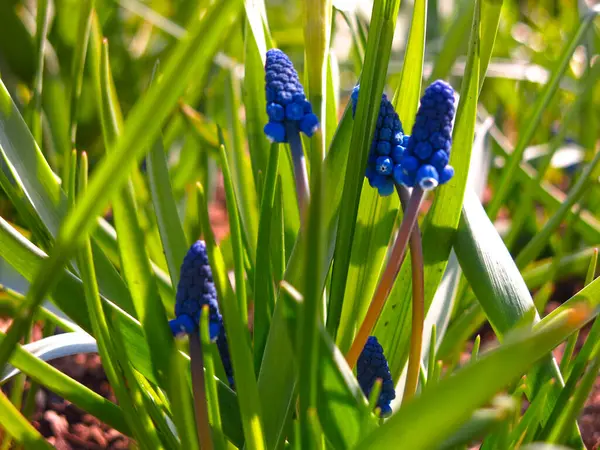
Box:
[216,327,235,389]
[396,80,456,190]
[263,49,319,142]
[351,85,407,197]
[357,336,396,417]
[169,240,222,341]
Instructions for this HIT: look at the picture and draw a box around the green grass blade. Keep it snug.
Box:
[67,0,94,150]
[392,0,426,131]
[253,143,280,370]
[200,307,227,450]
[0,213,242,445]
[197,177,266,450]
[243,0,272,187]
[355,305,592,449]
[28,0,51,144]
[224,73,259,259]
[327,0,402,340]
[486,10,598,219]
[146,122,188,288]
[218,143,249,326]
[428,1,474,82]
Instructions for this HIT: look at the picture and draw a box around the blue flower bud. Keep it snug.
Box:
[397,80,456,189]
[264,49,320,142]
[351,86,407,197]
[170,240,222,341]
[357,336,396,416]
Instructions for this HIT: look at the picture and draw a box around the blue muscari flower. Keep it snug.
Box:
[169,240,222,340]
[169,240,235,388]
[351,85,408,197]
[357,336,396,417]
[264,49,319,142]
[396,80,456,190]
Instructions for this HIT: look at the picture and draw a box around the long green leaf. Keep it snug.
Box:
[454,190,584,447]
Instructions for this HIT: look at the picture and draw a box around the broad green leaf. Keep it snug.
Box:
[454,190,584,447]
[253,143,280,370]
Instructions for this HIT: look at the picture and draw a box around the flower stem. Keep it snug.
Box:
[189,332,214,450]
[346,187,426,369]
[398,186,425,403]
[285,122,310,225]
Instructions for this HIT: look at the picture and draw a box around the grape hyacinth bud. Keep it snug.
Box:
[264,49,319,142]
[351,86,408,197]
[169,240,222,341]
[357,336,396,416]
[396,80,456,190]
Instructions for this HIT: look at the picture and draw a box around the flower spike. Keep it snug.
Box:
[264,48,317,221]
[397,80,456,190]
[169,240,234,388]
[170,240,222,340]
[357,336,396,416]
[350,85,408,196]
[264,49,319,142]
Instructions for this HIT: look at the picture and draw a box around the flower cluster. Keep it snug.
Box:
[357,336,396,416]
[350,86,408,196]
[397,80,456,190]
[169,241,234,388]
[264,49,319,143]
[170,240,222,340]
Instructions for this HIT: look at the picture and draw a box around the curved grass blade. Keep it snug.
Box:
[253,143,280,370]
[454,190,584,447]
[0,332,128,434]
